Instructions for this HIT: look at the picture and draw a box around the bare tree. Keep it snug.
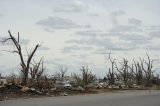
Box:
[1,30,40,85]
[58,65,68,78]
[54,64,68,79]
[80,66,96,89]
[133,59,143,85]
[107,53,116,85]
[71,73,82,87]
[7,73,18,83]
[140,53,154,86]
[58,65,67,78]
[127,64,136,87]
[29,58,45,83]
[115,58,130,86]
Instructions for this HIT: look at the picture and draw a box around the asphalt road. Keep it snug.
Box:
[1,90,160,106]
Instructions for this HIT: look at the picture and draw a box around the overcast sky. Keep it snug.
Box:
[0,0,160,77]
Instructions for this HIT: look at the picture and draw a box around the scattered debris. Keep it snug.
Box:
[21,86,29,92]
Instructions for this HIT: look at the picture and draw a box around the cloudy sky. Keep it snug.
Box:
[0,0,160,77]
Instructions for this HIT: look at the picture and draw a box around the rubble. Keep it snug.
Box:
[0,83,43,96]
[59,92,68,96]
[20,86,29,92]
[72,86,85,91]
[0,80,159,100]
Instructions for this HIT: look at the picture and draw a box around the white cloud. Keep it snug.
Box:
[64,18,158,54]
[143,45,160,51]
[88,13,99,17]
[128,18,142,26]
[39,46,50,51]
[120,34,151,45]
[110,10,126,25]
[37,16,90,30]
[149,31,160,38]
[52,0,88,12]
[65,36,139,53]
[109,25,142,34]
[0,53,4,56]
[62,45,94,53]
[111,10,125,16]
[75,30,105,37]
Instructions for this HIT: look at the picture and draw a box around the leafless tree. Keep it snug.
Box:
[80,66,96,89]
[71,73,82,87]
[29,58,45,82]
[54,64,68,79]
[58,65,67,78]
[115,58,130,86]
[6,73,19,84]
[1,30,40,85]
[107,53,116,85]
[126,64,135,87]
[133,59,143,85]
[140,53,154,86]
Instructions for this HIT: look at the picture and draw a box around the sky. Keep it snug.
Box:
[0,0,160,77]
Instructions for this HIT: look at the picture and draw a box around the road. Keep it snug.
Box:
[1,90,160,106]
